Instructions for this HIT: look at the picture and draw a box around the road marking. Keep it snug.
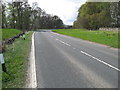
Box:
[81,51,120,72]
[56,38,71,46]
[51,32,60,35]
[50,35,53,37]
[30,32,37,88]
[73,48,76,49]
[56,38,58,41]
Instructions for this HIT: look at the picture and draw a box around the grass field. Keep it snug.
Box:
[0,29,22,40]
[53,29,119,48]
[2,32,33,88]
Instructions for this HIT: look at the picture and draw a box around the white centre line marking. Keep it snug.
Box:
[56,38,71,46]
[81,51,120,72]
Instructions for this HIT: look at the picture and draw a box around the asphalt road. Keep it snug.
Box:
[34,30,119,88]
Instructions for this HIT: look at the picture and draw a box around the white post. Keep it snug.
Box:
[0,53,6,72]
[0,53,4,64]
[23,34,25,40]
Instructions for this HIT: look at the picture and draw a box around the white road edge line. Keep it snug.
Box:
[56,38,71,46]
[81,51,120,72]
[30,32,37,88]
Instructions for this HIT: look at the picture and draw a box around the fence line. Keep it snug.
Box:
[99,28,119,32]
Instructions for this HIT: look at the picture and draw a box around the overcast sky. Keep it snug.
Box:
[28,0,87,25]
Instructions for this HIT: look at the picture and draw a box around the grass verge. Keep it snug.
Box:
[53,29,119,48]
[0,29,22,40]
[2,31,33,88]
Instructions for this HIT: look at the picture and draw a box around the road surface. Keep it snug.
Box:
[34,30,119,88]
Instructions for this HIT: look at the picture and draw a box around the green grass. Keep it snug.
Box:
[0,29,22,40]
[0,65,2,90]
[53,29,119,48]
[2,32,33,88]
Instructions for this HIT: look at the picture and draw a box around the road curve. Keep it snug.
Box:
[34,30,118,88]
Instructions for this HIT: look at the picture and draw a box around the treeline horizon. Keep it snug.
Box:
[2,1,64,31]
[73,2,120,30]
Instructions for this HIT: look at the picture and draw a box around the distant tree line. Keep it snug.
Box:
[73,2,120,30]
[1,1,64,31]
